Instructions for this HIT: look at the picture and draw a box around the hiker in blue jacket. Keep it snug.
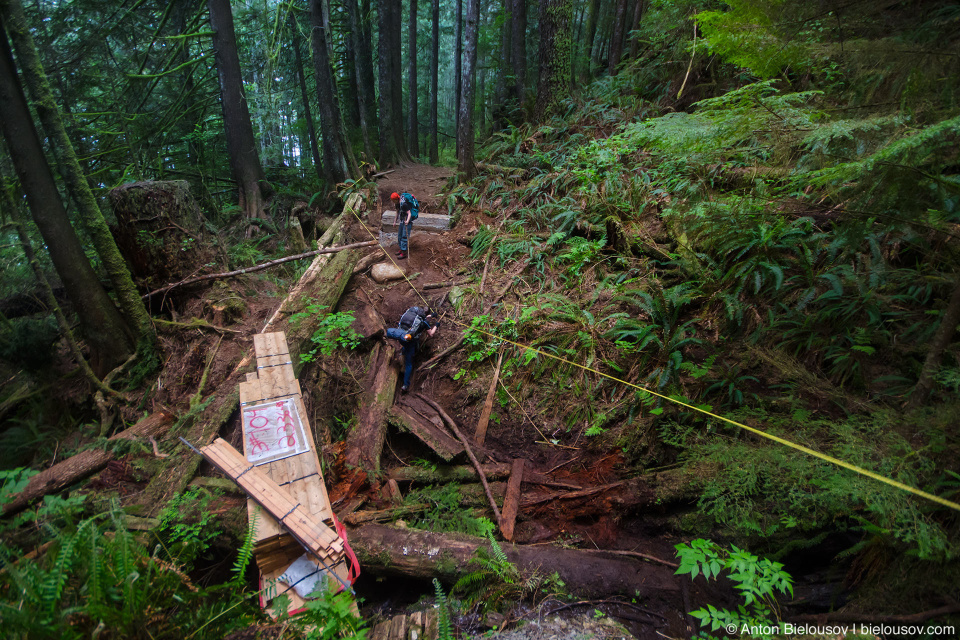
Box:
[386,306,438,392]
[391,191,419,259]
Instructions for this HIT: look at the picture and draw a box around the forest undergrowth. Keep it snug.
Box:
[448,1,960,618]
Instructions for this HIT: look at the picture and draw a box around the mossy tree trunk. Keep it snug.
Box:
[0,25,134,377]
[0,0,154,348]
[534,0,572,122]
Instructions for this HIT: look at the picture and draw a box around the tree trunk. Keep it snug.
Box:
[607,0,627,75]
[628,0,645,59]
[453,0,462,159]
[346,0,377,162]
[407,0,419,158]
[348,524,683,600]
[493,2,512,129]
[2,412,175,516]
[429,0,439,163]
[0,171,107,392]
[0,0,154,347]
[0,26,134,377]
[207,0,267,226]
[909,277,960,409]
[534,0,573,122]
[580,0,600,82]
[511,0,526,109]
[456,0,480,179]
[344,343,399,472]
[310,0,358,184]
[378,0,409,165]
[289,11,323,178]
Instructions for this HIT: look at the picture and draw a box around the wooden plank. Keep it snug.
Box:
[499,459,525,541]
[474,352,503,446]
[389,404,463,461]
[198,438,343,563]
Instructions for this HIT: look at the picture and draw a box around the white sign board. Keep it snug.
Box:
[242,398,310,465]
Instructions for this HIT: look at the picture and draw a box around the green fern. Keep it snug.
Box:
[231,511,258,588]
[433,578,454,640]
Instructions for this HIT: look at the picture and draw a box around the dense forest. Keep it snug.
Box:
[2,0,960,638]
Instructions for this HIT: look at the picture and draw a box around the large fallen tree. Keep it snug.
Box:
[3,411,174,516]
[347,524,683,601]
[140,195,368,516]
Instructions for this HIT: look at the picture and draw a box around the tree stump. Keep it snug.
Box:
[108,180,216,292]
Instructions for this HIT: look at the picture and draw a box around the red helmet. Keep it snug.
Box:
[390,192,400,200]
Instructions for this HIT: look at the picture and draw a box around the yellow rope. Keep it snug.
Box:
[345,202,960,513]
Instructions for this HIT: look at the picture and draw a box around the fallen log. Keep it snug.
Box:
[474,352,503,445]
[348,524,683,600]
[143,199,365,516]
[2,411,174,516]
[344,342,399,472]
[417,395,500,523]
[422,278,473,290]
[388,403,463,461]
[352,250,383,275]
[388,463,512,484]
[499,459,525,541]
[145,240,377,298]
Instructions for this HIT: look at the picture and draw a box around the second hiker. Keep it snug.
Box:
[391,191,419,259]
[386,306,438,392]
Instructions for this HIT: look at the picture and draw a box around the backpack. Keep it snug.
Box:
[398,306,427,336]
[401,193,419,220]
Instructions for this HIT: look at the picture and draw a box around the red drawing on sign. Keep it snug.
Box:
[248,433,270,453]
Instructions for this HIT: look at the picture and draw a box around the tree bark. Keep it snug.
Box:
[289,11,323,178]
[453,0,462,159]
[0,171,109,394]
[511,0,526,109]
[407,0,419,158]
[534,0,573,122]
[628,0,645,59]
[0,25,134,377]
[0,0,154,346]
[344,342,399,472]
[378,0,409,165]
[580,0,600,82]
[456,0,480,179]
[346,0,377,162]
[607,0,627,75]
[348,524,683,599]
[207,0,267,225]
[493,2,512,129]
[310,0,358,184]
[429,0,439,163]
[2,412,175,516]
[909,277,960,409]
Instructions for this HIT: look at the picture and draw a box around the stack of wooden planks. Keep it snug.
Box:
[228,331,351,613]
[369,609,440,640]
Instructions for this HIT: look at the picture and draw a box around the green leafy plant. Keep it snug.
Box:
[296,588,368,640]
[453,532,556,614]
[294,306,362,363]
[434,579,454,640]
[157,486,223,564]
[675,539,793,639]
